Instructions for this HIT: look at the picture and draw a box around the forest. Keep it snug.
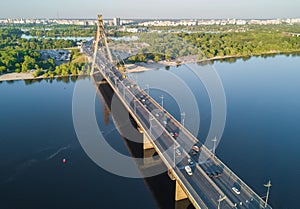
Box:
[1,23,300,75]
[128,24,300,62]
[0,27,86,77]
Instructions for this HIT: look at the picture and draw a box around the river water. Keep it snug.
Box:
[0,55,299,209]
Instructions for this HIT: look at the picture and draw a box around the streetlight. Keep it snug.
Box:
[160,95,164,109]
[181,112,185,127]
[145,84,149,95]
[149,116,155,136]
[264,180,272,208]
[212,137,217,156]
[134,98,136,113]
[217,195,226,209]
[173,144,180,168]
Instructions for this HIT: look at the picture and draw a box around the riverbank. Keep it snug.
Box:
[125,61,178,73]
[125,50,300,73]
[0,72,89,82]
[2,51,300,81]
[0,72,35,81]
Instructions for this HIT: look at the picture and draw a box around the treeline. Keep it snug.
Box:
[127,53,171,63]
[22,25,133,38]
[33,62,87,78]
[1,27,77,50]
[0,48,55,74]
[0,27,86,76]
[179,31,300,58]
[131,26,300,62]
[131,33,200,62]
[24,25,96,37]
[17,38,76,50]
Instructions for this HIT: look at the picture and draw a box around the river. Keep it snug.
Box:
[0,54,299,209]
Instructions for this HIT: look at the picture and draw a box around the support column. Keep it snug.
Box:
[175,180,188,201]
[168,169,176,180]
[143,133,154,150]
[174,199,191,209]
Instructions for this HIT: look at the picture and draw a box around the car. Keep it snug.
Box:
[206,172,214,178]
[175,149,182,156]
[190,150,197,155]
[232,187,241,195]
[192,145,199,152]
[185,165,193,176]
[215,171,222,177]
[188,158,194,166]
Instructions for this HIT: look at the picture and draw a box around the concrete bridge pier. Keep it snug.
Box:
[143,133,154,150]
[140,126,188,203]
[175,180,188,201]
[168,169,188,201]
[174,199,192,209]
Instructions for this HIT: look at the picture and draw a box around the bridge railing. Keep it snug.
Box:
[92,50,229,208]
[86,45,272,209]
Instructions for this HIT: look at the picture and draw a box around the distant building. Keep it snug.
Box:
[113,17,121,26]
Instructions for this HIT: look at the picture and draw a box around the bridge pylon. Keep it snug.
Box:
[91,14,113,75]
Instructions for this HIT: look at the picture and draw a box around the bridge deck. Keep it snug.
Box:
[83,42,272,209]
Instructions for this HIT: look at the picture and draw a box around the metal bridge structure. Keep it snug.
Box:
[82,15,272,209]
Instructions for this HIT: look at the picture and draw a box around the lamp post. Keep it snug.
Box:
[217,195,226,209]
[173,144,180,168]
[181,112,185,127]
[160,95,164,109]
[145,84,149,95]
[264,180,272,208]
[149,116,154,136]
[134,98,136,113]
[212,137,217,156]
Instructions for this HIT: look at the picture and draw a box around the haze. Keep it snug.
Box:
[1,0,299,19]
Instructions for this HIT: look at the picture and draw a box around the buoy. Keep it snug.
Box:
[62,158,67,164]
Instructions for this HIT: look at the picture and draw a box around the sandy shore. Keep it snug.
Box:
[1,51,296,81]
[125,61,178,73]
[0,72,35,82]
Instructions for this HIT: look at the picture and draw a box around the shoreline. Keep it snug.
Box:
[0,72,88,82]
[125,50,300,73]
[1,51,300,82]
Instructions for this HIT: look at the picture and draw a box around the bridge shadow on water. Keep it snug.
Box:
[93,75,194,209]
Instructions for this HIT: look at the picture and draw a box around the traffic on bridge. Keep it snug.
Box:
[81,15,273,209]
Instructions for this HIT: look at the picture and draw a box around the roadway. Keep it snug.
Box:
[82,43,271,209]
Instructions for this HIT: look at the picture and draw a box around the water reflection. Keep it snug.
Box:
[94,77,194,209]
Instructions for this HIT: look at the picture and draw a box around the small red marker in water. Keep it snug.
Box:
[62,158,67,164]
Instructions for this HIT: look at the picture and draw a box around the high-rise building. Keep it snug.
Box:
[113,17,121,26]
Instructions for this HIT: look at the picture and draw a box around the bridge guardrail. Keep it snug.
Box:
[84,46,272,209]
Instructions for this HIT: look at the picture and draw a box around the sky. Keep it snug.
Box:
[1,0,299,19]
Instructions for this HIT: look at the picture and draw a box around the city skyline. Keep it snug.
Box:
[1,0,299,19]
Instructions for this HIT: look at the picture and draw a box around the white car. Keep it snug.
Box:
[185,165,193,176]
[175,149,182,156]
[232,186,241,195]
